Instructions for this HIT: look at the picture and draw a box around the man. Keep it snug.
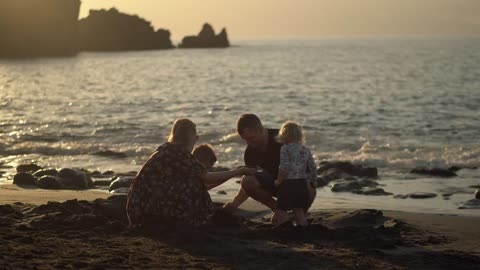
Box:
[224,114,316,224]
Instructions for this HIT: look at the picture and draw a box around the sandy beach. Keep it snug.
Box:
[1,185,479,270]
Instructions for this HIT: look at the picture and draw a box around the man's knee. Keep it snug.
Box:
[241,175,259,192]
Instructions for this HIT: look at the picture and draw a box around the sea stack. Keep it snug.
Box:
[179,23,230,48]
[79,8,174,51]
[0,0,81,57]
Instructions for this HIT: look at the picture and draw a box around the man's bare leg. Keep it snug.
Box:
[241,175,277,211]
[224,188,249,210]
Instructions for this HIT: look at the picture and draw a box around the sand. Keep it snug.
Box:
[1,184,479,270]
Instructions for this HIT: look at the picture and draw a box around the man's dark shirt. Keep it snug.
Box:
[244,129,282,178]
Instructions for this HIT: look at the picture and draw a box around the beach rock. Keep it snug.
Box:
[216,190,227,195]
[109,176,134,192]
[102,170,115,176]
[33,169,58,178]
[109,187,130,194]
[16,164,42,173]
[79,8,173,51]
[353,188,393,196]
[410,168,457,177]
[330,179,378,193]
[317,161,378,185]
[13,172,37,186]
[470,185,480,189]
[323,209,386,229]
[93,179,112,186]
[476,190,480,199]
[37,176,61,190]
[89,171,103,178]
[408,192,437,199]
[179,23,230,48]
[0,0,81,58]
[57,168,93,189]
[393,194,409,199]
[459,199,480,209]
[91,150,127,158]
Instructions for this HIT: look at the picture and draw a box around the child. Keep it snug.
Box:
[192,144,220,190]
[272,121,317,226]
[192,144,217,170]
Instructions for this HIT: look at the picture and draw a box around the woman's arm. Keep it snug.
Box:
[201,167,255,190]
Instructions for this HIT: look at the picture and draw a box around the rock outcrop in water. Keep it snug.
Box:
[0,0,81,57]
[179,23,230,48]
[79,8,174,51]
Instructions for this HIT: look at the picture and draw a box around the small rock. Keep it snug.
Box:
[102,170,115,176]
[109,187,130,194]
[33,169,58,178]
[92,150,127,158]
[476,190,480,200]
[93,179,112,186]
[354,188,393,196]
[393,195,408,199]
[408,192,437,199]
[16,164,42,173]
[13,172,37,186]
[37,176,61,189]
[109,176,134,192]
[57,168,93,189]
[410,168,456,177]
[216,190,227,195]
[459,199,480,209]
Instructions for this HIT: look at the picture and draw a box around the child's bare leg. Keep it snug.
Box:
[271,209,289,225]
[293,208,308,226]
[224,188,249,210]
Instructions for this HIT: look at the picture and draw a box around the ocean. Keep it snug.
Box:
[1,38,479,215]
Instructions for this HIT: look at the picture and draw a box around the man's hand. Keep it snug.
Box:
[238,167,256,176]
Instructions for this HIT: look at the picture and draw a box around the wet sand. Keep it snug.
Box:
[1,185,479,269]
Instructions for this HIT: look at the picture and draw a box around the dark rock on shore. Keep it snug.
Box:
[92,150,127,159]
[354,188,393,196]
[330,179,378,192]
[16,164,42,173]
[79,8,174,51]
[476,190,480,199]
[13,173,37,186]
[33,169,58,178]
[0,0,81,58]
[179,23,230,48]
[410,167,457,177]
[317,161,378,186]
[408,192,437,199]
[109,176,134,192]
[57,168,93,189]
[459,199,480,209]
[393,195,409,199]
[37,176,61,190]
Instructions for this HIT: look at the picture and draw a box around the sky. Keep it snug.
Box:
[80,0,480,40]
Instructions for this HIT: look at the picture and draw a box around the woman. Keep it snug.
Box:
[126,118,254,227]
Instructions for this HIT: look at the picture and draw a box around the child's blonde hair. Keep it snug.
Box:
[279,121,304,144]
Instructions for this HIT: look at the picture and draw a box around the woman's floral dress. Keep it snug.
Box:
[126,143,212,227]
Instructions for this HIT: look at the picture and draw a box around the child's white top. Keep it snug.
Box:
[279,143,317,184]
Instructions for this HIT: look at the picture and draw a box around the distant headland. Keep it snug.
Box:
[0,0,230,58]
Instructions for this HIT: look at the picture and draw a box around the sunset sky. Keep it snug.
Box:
[80,0,480,40]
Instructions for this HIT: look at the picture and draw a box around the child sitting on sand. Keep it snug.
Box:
[193,144,220,190]
[193,144,217,170]
[272,121,317,226]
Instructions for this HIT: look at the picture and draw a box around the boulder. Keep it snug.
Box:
[407,192,437,199]
[317,161,378,185]
[353,188,393,196]
[410,168,457,177]
[37,176,61,190]
[79,8,173,51]
[16,164,42,173]
[179,23,230,48]
[330,179,378,193]
[57,168,93,189]
[33,169,58,178]
[109,176,134,192]
[13,172,37,186]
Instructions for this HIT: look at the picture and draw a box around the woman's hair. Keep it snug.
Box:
[168,118,197,146]
[279,121,304,144]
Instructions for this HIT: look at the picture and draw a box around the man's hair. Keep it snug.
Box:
[236,114,263,135]
[192,144,217,165]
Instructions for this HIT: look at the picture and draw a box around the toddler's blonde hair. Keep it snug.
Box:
[279,121,304,144]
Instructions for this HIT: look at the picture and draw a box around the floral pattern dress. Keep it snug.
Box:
[126,143,212,227]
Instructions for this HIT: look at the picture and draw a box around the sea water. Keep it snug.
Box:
[1,38,479,215]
